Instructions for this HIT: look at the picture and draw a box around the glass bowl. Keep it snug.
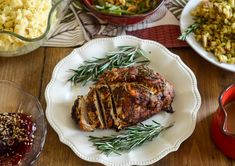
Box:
[81,0,165,25]
[0,0,71,57]
[0,80,47,165]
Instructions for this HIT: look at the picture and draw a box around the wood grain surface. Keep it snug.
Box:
[0,46,234,166]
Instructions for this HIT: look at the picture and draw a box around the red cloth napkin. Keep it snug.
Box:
[127,25,188,48]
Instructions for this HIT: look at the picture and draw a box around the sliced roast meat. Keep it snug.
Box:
[95,85,115,129]
[71,66,174,131]
[86,89,105,129]
[71,96,94,131]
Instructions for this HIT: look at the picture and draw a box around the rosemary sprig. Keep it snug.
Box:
[68,46,150,86]
[178,22,200,41]
[178,18,206,41]
[89,121,174,156]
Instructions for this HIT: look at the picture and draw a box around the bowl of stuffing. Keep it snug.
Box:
[0,0,71,57]
[81,0,165,25]
[0,80,47,166]
[180,0,235,72]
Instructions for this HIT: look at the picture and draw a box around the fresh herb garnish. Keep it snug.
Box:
[95,4,134,15]
[69,46,150,86]
[89,121,174,155]
[178,19,204,40]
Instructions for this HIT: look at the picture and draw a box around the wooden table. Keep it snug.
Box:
[1,46,235,166]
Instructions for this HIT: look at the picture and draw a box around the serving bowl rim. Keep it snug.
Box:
[0,80,47,165]
[82,0,165,18]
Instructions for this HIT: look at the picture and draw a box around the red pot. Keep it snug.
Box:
[211,83,235,159]
[81,0,165,25]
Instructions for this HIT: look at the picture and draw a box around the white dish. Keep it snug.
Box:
[45,35,201,166]
[180,0,235,72]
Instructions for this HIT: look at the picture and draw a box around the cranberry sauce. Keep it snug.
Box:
[0,113,36,166]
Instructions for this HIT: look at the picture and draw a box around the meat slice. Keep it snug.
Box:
[86,89,105,129]
[71,89,106,131]
[95,85,115,128]
[71,66,174,131]
[71,96,94,131]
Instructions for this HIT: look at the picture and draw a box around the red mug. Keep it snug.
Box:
[211,83,235,159]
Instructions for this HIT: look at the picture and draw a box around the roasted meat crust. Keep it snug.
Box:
[98,66,174,112]
[110,83,164,129]
[71,66,174,131]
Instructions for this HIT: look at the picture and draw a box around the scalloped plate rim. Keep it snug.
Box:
[45,35,201,166]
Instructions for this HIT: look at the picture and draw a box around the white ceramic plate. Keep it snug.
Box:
[180,0,235,72]
[45,35,201,166]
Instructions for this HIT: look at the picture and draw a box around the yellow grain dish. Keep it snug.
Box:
[191,0,235,63]
[0,0,52,51]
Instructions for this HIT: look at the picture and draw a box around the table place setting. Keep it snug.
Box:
[42,0,189,48]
